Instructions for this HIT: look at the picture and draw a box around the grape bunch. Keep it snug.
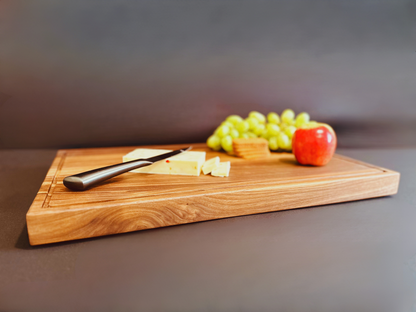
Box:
[206,109,315,153]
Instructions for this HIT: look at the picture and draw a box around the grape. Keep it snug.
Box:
[236,120,249,133]
[261,129,270,139]
[268,136,279,150]
[248,111,266,124]
[207,135,221,151]
[281,109,295,124]
[267,112,280,124]
[284,125,297,138]
[266,123,280,136]
[230,129,240,139]
[209,109,317,154]
[221,135,233,152]
[226,115,244,125]
[246,117,260,130]
[287,140,292,151]
[221,121,234,128]
[277,132,291,150]
[217,125,230,137]
[295,112,310,128]
[253,123,266,136]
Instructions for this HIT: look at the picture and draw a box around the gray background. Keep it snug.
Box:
[1,0,416,149]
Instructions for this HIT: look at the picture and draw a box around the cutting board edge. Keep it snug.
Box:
[26,169,400,246]
[27,169,398,214]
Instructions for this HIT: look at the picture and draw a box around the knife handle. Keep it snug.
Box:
[63,159,153,191]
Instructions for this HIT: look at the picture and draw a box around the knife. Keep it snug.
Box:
[63,146,192,191]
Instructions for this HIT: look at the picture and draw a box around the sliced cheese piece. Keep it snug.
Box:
[123,148,206,176]
[202,156,220,175]
[211,161,231,177]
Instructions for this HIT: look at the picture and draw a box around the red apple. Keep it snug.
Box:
[292,123,337,166]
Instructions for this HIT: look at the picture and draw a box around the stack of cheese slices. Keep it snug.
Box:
[232,138,270,160]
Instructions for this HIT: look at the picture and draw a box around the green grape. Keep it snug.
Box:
[267,112,280,124]
[247,131,257,138]
[284,125,297,138]
[277,132,291,150]
[221,135,233,152]
[266,123,280,136]
[287,140,292,151]
[207,135,221,151]
[295,112,310,128]
[268,136,279,151]
[261,129,270,139]
[217,125,230,137]
[253,123,266,136]
[221,121,234,128]
[281,109,295,124]
[240,132,249,139]
[248,111,266,124]
[230,129,240,139]
[280,122,295,132]
[236,120,249,133]
[226,115,244,125]
[246,117,260,130]
[308,121,318,126]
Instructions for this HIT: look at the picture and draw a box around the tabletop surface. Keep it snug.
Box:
[0,148,415,311]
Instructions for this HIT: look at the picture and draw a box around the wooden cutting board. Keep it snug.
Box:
[26,143,400,245]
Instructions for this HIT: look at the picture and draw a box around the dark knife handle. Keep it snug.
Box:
[63,159,153,191]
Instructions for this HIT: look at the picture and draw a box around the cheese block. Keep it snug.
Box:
[211,162,231,177]
[123,149,206,176]
[202,156,220,175]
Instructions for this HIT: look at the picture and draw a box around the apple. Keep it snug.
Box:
[292,123,337,166]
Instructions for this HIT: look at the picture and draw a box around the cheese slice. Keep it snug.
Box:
[123,149,206,176]
[202,157,220,175]
[211,162,231,177]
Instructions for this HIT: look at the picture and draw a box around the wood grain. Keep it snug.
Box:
[26,143,400,245]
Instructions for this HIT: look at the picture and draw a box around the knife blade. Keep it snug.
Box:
[63,146,192,191]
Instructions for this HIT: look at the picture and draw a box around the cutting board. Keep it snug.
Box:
[26,143,400,245]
